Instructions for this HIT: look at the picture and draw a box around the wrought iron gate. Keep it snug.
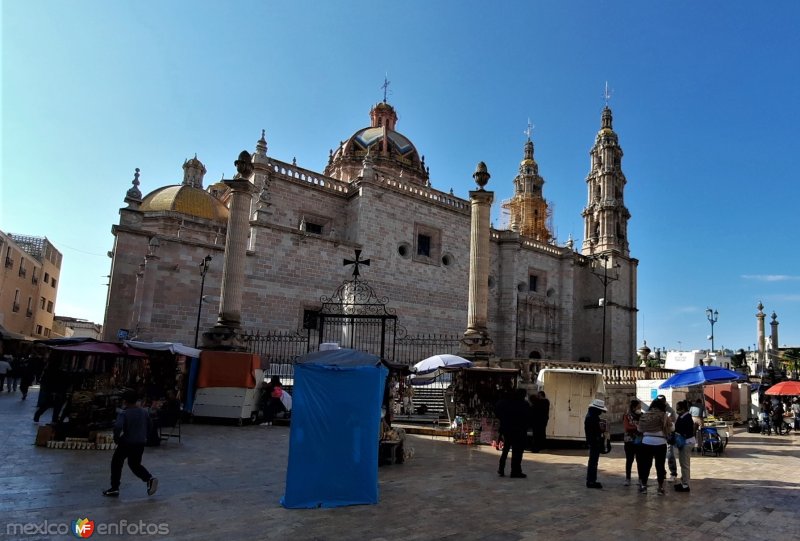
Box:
[310,277,398,360]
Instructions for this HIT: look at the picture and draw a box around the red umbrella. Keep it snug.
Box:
[764,381,800,396]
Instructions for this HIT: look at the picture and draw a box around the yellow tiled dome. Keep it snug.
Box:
[140,185,229,222]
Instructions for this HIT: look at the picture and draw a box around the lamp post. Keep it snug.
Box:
[705,307,718,354]
[593,254,619,364]
[194,255,212,348]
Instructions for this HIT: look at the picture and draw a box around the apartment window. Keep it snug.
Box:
[12,289,20,312]
[31,268,38,285]
[26,297,33,317]
[47,300,54,313]
[40,296,46,309]
[51,277,57,288]
[44,272,50,283]
[18,260,26,277]
[44,328,51,337]
[35,325,43,335]
[4,247,12,268]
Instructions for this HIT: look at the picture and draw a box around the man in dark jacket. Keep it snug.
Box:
[496,388,531,478]
[103,392,158,497]
[585,398,609,489]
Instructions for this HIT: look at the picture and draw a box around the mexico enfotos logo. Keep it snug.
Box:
[5,518,169,537]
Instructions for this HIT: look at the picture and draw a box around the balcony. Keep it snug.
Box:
[18,267,27,278]
[32,276,39,285]
[4,257,12,268]
[12,302,20,313]
[26,309,33,317]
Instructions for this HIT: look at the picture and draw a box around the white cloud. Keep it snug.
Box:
[741,274,800,282]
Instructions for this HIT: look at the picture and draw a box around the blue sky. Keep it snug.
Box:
[3,1,799,352]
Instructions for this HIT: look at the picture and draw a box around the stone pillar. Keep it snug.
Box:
[756,302,766,373]
[461,162,494,360]
[205,151,254,349]
[770,312,779,350]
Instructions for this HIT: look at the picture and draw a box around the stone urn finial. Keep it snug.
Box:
[473,161,490,190]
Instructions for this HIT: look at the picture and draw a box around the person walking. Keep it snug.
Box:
[791,398,800,431]
[496,388,530,478]
[18,357,35,400]
[656,395,679,484]
[0,355,11,391]
[6,355,20,392]
[585,398,610,489]
[636,398,673,495]
[531,391,550,452]
[673,400,696,492]
[771,401,786,435]
[622,399,642,486]
[103,391,158,497]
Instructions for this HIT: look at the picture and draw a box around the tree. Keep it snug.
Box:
[780,348,800,379]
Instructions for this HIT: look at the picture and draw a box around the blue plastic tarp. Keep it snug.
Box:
[281,349,388,509]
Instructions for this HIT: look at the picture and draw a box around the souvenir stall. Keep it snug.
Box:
[450,367,521,445]
[124,340,201,411]
[35,341,150,446]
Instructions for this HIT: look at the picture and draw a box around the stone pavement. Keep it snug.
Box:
[1,389,798,541]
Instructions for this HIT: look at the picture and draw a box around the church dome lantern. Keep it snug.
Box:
[324,101,428,186]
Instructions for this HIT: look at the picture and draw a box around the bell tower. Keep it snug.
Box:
[581,100,631,257]
[501,121,553,243]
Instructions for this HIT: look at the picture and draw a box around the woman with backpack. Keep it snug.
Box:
[636,399,674,495]
[622,399,642,486]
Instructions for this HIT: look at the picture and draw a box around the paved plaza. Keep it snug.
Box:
[1,389,798,541]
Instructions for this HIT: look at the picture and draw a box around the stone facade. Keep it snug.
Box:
[103,100,639,364]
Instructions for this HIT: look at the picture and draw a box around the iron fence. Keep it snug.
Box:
[241,329,462,383]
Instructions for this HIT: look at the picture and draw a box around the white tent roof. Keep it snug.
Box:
[535,368,606,394]
[124,340,201,358]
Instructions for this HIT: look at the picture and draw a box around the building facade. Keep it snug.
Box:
[103,101,638,364]
[0,232,62,338]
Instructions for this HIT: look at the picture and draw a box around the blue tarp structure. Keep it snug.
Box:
[281,348,389,509]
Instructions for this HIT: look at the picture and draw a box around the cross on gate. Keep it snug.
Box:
[343,249,370,278]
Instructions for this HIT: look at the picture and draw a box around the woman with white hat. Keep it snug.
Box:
[584,398,609,489]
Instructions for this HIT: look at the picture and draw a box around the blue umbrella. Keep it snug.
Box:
[659,365,746,389]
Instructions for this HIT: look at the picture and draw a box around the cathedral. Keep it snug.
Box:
[103,98,638,364]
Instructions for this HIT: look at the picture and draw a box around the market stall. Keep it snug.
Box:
[37,341,150,443]
[449,366,520,445]
[124,340,200,411]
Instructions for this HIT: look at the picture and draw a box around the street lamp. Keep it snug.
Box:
[706,307,718,354]
[194,255,212,348]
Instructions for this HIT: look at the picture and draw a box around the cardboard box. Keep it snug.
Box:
[35,425,54,447]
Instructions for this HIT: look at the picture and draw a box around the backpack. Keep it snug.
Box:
[638,411,664,433]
